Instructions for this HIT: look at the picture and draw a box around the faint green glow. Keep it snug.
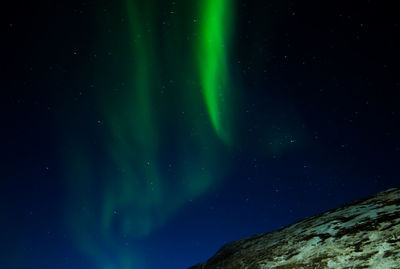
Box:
[198,0,235,144]
[62,1,236,268]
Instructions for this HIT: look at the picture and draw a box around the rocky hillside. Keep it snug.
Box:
[189,187,400,269]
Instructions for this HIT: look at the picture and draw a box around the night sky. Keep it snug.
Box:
[2,0,399,269]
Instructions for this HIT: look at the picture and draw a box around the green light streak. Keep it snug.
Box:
[61,1,236,268]
[198,0,235,144]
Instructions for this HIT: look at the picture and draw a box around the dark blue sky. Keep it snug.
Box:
[2,0,399,268]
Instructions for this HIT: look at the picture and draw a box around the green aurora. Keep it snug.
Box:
[197,0,235,144]
[64,0,237,268]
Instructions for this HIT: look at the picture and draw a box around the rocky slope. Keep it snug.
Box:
[189,187,400,269]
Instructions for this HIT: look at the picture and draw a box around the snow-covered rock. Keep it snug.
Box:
[189,187,400,269]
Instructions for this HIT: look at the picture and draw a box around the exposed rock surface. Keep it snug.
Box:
[189,187,400,269]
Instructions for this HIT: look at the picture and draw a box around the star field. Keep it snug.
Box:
[2,0,400,269]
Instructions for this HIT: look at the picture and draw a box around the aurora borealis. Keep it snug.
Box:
[197,0,235,144]
[3,0,400,268]
[65,1,237,268]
